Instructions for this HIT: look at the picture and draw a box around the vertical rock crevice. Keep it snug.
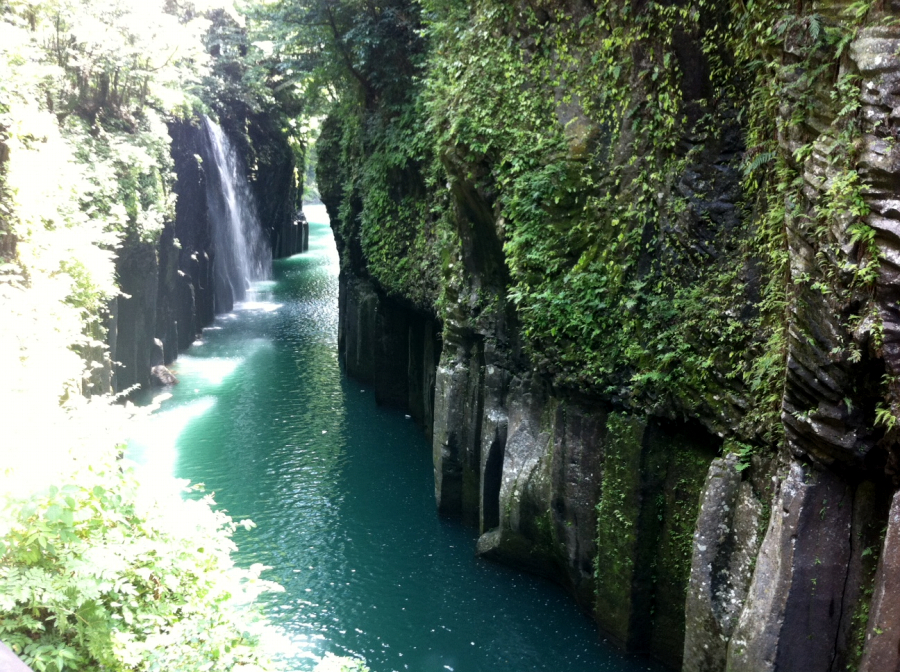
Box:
[110,115,304,396]
[319,3,900,671]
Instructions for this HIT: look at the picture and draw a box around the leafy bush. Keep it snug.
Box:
[0,4,286,672]
[0,418,280,672]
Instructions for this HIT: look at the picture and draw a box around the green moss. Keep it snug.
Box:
[313,0,803,443]
[592,413,715,661]
[594,413,646,644]
[317,83,447,312]
[317,0,897,446]
[417,1,794,436]
[645,432,716,663]
[845,484,889,672]
[847,548,880,671]
[532,508,559,557]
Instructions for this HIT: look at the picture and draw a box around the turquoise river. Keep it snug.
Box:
[128,205,662,672]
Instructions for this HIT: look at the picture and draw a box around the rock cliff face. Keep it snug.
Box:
[320,1,900,670]
[108,117,306,395]
[338,275,441,434]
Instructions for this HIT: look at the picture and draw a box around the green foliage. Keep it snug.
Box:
[68,116,177,245]
[415,0,793,438]
[1,5,291,672]
[356,102,445,305]
[0,0,210,378]
[594,413,643,631]
[728,440,757,473]
[1,43,119,398]
[742,151,775,177]
[309,1,446,308]
[3,0,211,124]
[875,402,897,431]
[296,0,890,447]
[0,438,279,672]
[245,0,426,116]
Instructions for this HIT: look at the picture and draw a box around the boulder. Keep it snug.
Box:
[150,365,178,387]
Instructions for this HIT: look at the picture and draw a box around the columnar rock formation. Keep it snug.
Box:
[109,118,306,394]
[318,2,900,670]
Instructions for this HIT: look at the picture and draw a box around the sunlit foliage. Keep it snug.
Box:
[0,408,280,672]
[0,1,284,670]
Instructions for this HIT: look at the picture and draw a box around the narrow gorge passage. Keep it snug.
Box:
[128,206,662,672]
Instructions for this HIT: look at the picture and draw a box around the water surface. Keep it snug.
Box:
[129,205,661,672]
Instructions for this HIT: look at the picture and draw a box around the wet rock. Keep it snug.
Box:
[474,377,559,579]
[546,399,606,607]
[684,456,742,672]
[406,314,440,442]
[373,300,411,409]
[166,119,215,355]
[683,454,764,672]
[776,27,900,471]
[834,481,886,672]
[634,420,720,667]
[244,111,300,260]
[150,365,178,387]
[478,363,509,533]
[853,27,900,388]
[151,338,165,367]
[339,275,376,385]
[112,238,159,395]
[318,8,900,671]
[498,377,551,536]
[339,274,441,431]
[431,325,484,522]
[109,114,296,397]
[594,413,647,647]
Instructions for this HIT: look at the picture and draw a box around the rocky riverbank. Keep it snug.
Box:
[319,2,900,669]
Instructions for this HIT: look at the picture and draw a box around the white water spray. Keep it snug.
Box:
[203,116,271,309]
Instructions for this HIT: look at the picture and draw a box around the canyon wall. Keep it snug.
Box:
[109,117,306,395]
[319,1,900,670]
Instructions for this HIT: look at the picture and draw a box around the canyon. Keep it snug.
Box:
[102,2,900,671]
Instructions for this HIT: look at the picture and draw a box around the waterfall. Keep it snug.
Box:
[202,116,271,310]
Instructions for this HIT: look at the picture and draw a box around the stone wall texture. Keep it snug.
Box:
[109,117,305,395]
[322,3,900,671]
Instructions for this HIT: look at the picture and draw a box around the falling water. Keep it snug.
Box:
[129,208,663,672]
[203,116,272,310]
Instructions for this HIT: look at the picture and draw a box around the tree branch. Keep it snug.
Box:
[322,4,373,98]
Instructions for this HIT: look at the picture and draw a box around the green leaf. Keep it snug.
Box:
[45,505,63,522]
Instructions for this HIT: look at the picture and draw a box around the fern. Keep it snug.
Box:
[808,14,822,42]
[743,151,775,176]
[875,403,897,431]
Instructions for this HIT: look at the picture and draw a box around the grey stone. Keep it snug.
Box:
[149,365,177,387]
[151,337,165,367]
[546,399,606,607]
[726,462,852,672]
[860,490,900,672]
[478,363,509,533]
[684,455,754,672]
[431,328,483,521]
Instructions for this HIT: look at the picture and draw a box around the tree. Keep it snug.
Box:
[246,0,425,115]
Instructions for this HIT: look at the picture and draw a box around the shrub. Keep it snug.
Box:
[0,400,282,672]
